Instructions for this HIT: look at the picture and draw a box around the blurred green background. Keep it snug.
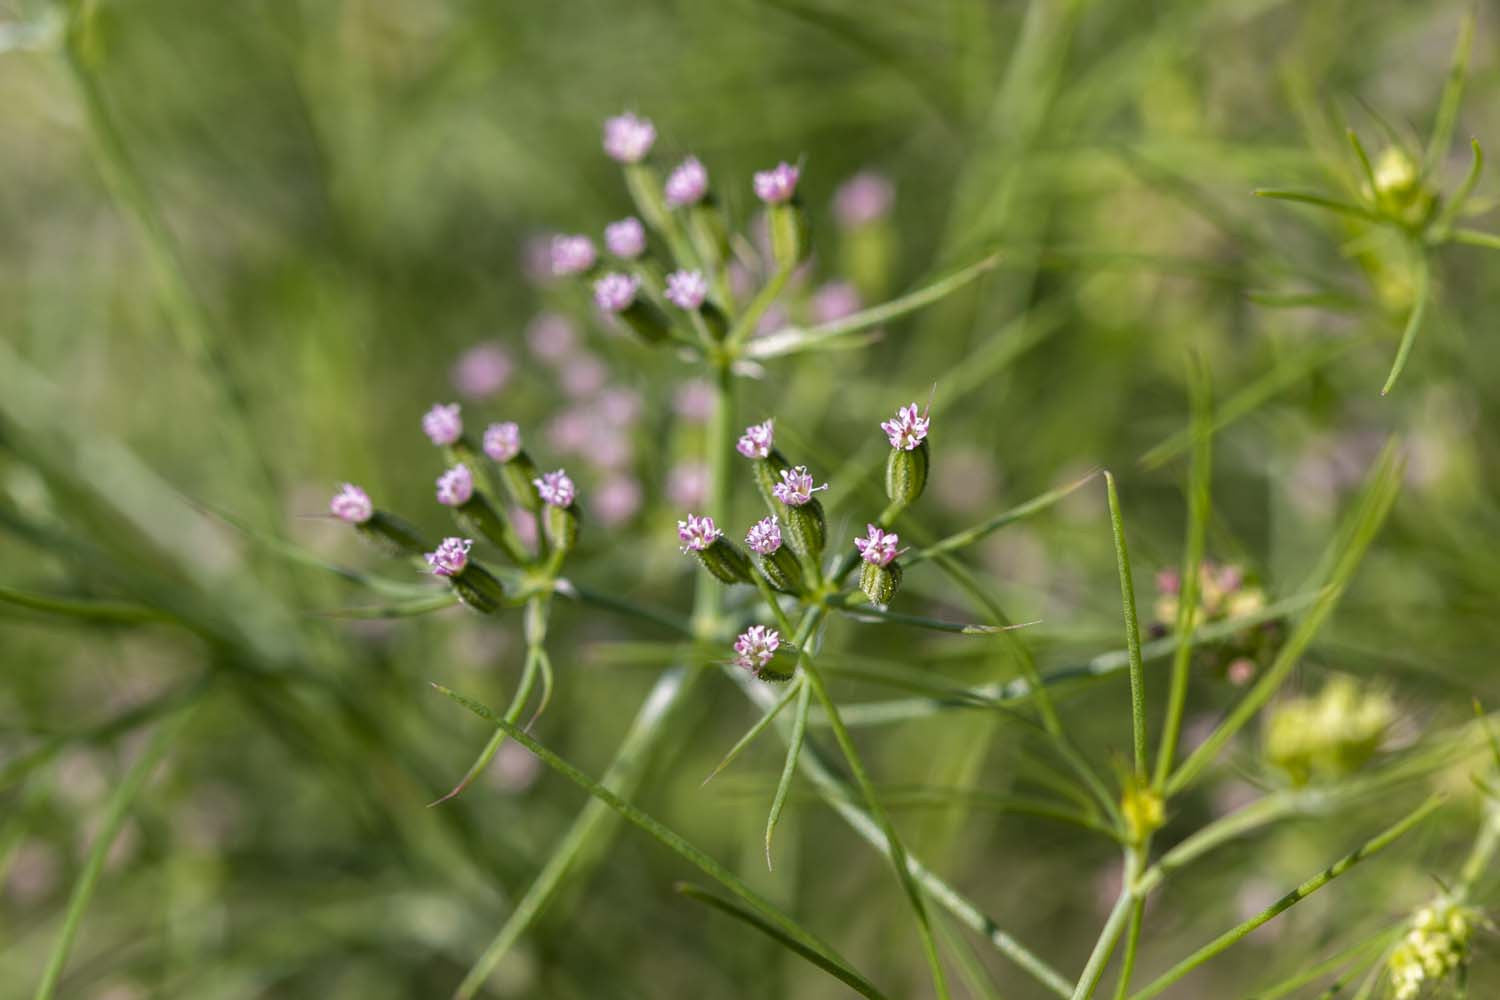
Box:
[3,0,1500,997]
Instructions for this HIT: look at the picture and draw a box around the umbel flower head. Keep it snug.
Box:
[436,464,474,507]
[425,537,472,577]
[602,112,655,163]
[593,272,641,313]
[665,269,709,310]
[733,625,781,674]
[881,402,930,451]
[422,403,463,446]
[1264,676,1395,785]
[664,156,709,206]
[772,466,827,506]
[754,162,800,204]
[1388,899,1473,1000]
[736,419,774,459]
[550,234,598,276]
[483,422,522,463]
[604,217,646,258]
[329,483,373,524]
[745,517,782,554]
[677,513,721,553]
[534,469,577,508]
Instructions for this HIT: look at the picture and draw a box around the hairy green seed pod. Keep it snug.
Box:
[356,511,428,556]
[687,201,729,269]
[618,299,671,344]
[695,538,753,585]
[542,503,580,554]
[454,494,523,563]
[759,545,805,595]
[885,440,929,507]
[768,202,810,269]
[752,451,793,511]
[783,498,826,562]
[451,563,506,614]
[499,450,542,513]
[757,648,797,683]
[859,560,902,606]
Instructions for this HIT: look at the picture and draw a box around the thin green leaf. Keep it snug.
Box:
[1448,226,1500,251]
[703,678,806,787]
[747,254,1000,359]
[1379,249,1431,396]
[429,646,543,806]
[1347,129,1378,200]
[908,468,1099,564]
[765,680,812,869]
[1105,472,1148,782]
[1168,440,1405,795]
[432,683,888,1000]
[675,884,890,1000]
[828,600,1041,635]
[1425,7,1475,171]
[1248,928,1402,1000]
[315,592,460,619]
[0,584,169,624]
[34,708,194,1000]
[1129,796,1442,1000]
[1433,139,1485,234]
[1254,189,1381,222]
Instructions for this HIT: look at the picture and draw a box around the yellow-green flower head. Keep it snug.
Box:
[1265,676,1396,785]
[1387,899,1474,1000]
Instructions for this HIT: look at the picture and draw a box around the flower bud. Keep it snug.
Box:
[1120,783,1165,844]
[746,516,803,594]
[755,162,808,267]
[594,272,670,344]
[885,440,929,507]
[678,513,751,584]
[859,558,901,605]
[452,563,508,614]
[535,469,580,554]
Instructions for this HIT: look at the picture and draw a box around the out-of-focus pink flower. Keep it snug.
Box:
[422,403,463,446]
[594,475,643,526]
[736,419,774,459]
[436,464,474,507]
[811,281,861,324]
[561,354,609,398]
[665,269,709,310]
[604,217,647,258]
[667,461,709,508]
[551,234,598,276]
[483,422,522,463]
[329,484,373,524]
[664,156,709,206]
[596,386,643,425]
[534,469,577,507]
[603,112,656,163]
[593,272,640,313]
[834,170,894,228]
[674,379,715,422]
[754,162,800,203]
[527,312,579,365]
[450,342,513,399]
[426,537,472,577]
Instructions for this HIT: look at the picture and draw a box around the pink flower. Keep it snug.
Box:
[533,469,576,508]
[483,422,522,463]
[664,269,709,310]
[677,513,721,552]
[596,386,643,425]
[811,281,861,324]
[593,272,640,313]
[667,462,709,507]
[771,466,827,506]
[527,312,578,364]
[736,419,774,459]
[664,156,709,206]
[547,409,594,454]
[834,170,894,228]
[604,217,646,258]
[585,431,632,470]
[880,402,930,451]
[733,625,781,673]
[854,524,902,566]
[510,507,538,549]
[551,234,598,276]
[1155,568,1181,595]
[426,537,472,577]
[436,464,474,507]
[594,475,643,527]
[745,517,783,554]
[602,112,656,163]
[674,379,715,422]
[329,483,373,524]
[422,403,463,446]
[561,354,609,398]
[754,162,800,203]
[450,342,513,399]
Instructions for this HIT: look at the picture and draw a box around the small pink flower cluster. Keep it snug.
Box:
[677,513,721,553]
[771,466,827,507]
[854,524,903,567]
[733,625,781,674]
[881,403,930,451]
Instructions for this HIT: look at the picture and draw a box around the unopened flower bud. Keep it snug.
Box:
[551,234,598,277]
[604,217,647,259]
[602,112,655,164]
[594,271,670,344]
[1120,783,1165,844]
[422,403,463,447]
[746,516,803,594]
[535,470,580,552]
[329,483,373,524]
[677,513,751,584]
[756,162,808,267]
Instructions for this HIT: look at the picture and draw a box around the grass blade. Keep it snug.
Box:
[34,707,195,1000]
[674,884,890,1000]
[1129,796,1442,1000]
[764,679,812,870]
[1105,472,1148,781]
[432,683,888,1000]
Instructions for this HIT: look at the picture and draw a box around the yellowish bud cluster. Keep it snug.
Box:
[1387,900,1473,1000]
[1264,676,1395,785]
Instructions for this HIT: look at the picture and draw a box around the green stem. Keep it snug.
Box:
[1105,472,1148,781]
[1071,849,1143,1000]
